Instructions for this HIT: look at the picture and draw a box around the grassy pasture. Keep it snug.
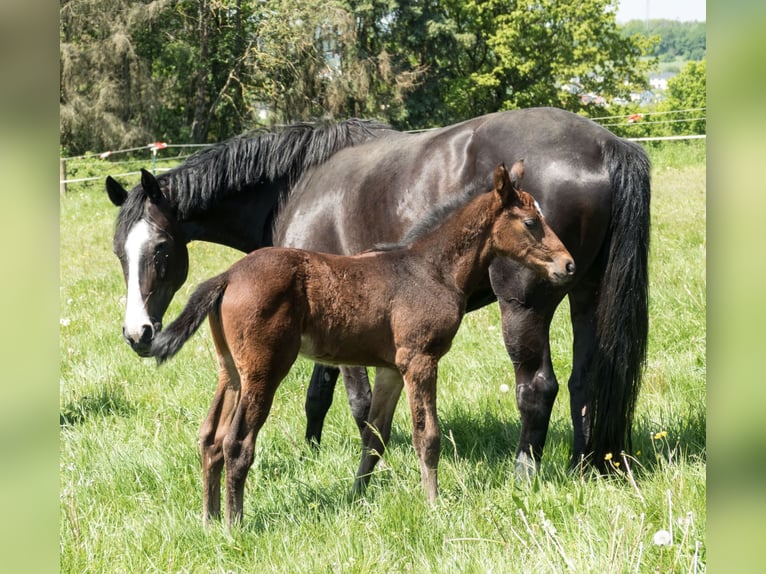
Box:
[60,141,705,572]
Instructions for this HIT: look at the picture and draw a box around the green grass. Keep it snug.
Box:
[60,142,705,572]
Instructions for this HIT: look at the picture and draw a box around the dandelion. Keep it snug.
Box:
[653,430,668,440]
[653,529,671,546]
[604,452,613,461]
[499,383,510,394]
[653,528,672,573]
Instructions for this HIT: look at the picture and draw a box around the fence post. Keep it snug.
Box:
[60,159,67,194]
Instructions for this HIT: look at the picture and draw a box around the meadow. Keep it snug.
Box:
[60,141,706,572]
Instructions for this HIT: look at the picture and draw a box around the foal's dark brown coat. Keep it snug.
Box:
[149,163,574,527]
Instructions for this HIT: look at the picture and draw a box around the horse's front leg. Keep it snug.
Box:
[353,367,403,496]
[494,287,562,478]
[304,364,340,445]
[340,366,372,437]
[399,353,441,503]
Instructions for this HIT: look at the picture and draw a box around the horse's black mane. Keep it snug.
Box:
[372,179,489,252]
[146,118,391,220]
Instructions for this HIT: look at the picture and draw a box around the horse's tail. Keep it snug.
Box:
[150,274,229,364]
[587,137,651,467]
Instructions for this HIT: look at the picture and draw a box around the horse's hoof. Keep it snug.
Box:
[514,452,538,482]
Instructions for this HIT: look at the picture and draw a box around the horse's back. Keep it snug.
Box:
[274,108,620,270]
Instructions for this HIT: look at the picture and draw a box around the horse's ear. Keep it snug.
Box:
[141,169,164,203]
[105,176,128,207]
[509,160,524,191]
[493,163,519,205]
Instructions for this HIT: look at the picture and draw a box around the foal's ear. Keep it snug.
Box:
[509,160,525,191]
[105,176,128,207]
[493,163,519,205]
[140,169,165,204]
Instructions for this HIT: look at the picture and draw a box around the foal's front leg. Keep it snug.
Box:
[400,353,441,503]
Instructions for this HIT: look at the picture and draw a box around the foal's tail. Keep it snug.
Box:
[150,274,229,364]
[587,137,651,468]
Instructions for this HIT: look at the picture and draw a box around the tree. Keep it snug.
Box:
[661,60,706,135]
[60,0,657,153]
[387,0,655,128]
[620,19,706,62]
[60,0,165,153]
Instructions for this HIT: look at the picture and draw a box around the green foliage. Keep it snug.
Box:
[662,61,707,135]
[393,0,655,128]
[621,19,706,61]
[60,146,706,571]
[60,0,656,153]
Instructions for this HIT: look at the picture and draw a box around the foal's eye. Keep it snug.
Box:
[524,218,539,230]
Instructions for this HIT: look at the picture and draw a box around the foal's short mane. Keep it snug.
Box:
[372,180,487,252]
[132,118,391,221]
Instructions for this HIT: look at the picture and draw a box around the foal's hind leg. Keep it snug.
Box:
[199,311,240,525]
[221,337,300,529]
[353,367,403,496]
[199,373,239,525]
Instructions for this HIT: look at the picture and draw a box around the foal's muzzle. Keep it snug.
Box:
[551,257,576,285]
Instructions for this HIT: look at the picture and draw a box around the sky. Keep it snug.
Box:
[616,0,706,22]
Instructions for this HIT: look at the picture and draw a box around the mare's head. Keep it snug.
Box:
[491,162,575,286]
[106,169,189,356]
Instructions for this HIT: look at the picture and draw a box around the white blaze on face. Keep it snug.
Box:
[123,220,153,339]
[534,200,544,218]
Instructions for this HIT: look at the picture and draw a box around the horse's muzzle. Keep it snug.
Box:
[123,322,160,357]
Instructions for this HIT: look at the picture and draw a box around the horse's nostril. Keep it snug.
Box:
[566,260,576,275]
[139,324,154,344]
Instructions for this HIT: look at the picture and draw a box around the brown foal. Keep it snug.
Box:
[148,162,575,527]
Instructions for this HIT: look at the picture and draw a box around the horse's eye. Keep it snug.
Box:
[524,218,538,230]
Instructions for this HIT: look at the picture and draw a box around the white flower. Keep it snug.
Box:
[499,383,510,394]
[653,529,671,546]
[60,318,71,327]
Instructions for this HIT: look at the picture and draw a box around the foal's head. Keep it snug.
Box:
[491,162,575,286]
[106,169,189,356]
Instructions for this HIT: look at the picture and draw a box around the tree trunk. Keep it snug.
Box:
[191,0,210,143]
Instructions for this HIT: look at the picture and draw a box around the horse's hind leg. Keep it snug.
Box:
[199,310,240,525]
[353,367,403,496]
[566,276,601,469]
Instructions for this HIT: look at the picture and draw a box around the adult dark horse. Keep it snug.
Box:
[106,107,650,474]
[146,162,575,527]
